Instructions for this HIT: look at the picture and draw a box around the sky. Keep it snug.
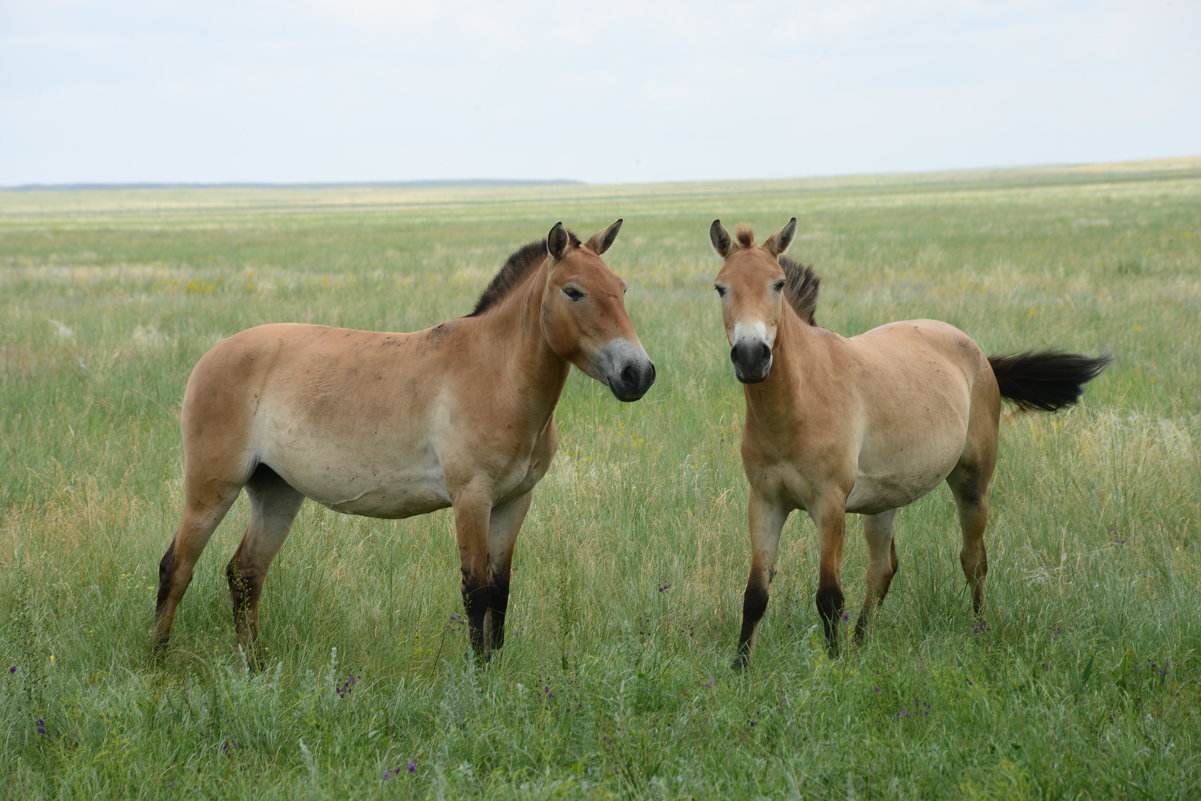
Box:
[2,0,1198,186]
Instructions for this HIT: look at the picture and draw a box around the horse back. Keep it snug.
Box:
[182,323,448,433]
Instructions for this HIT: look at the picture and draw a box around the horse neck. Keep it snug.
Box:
[743,304,824,423]
[471,265,572,421]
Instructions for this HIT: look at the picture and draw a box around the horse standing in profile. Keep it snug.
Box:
[153,221,655,663]
[710,218,1108,666]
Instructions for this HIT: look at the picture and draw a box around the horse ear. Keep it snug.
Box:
[585,219,623,255]
[547,222,570,261]
[710,220,734,258]
[765,217,797,257]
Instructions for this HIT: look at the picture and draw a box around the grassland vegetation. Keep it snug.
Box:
[2,162,1199,798]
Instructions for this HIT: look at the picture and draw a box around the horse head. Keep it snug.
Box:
[541,220,656,401]
[710,217,797,383]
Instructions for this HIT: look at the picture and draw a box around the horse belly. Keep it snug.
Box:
[846,427,965,513]
[261,436,451,519]
[316,473,451,519]
[844,458,956,514]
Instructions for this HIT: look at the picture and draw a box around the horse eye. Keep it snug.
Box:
[772,279,786,293]
[563,286,586,302]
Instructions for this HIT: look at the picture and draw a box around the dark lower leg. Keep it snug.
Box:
[461,571,488,656]
[226,552,266,657]
[816,582,845,656]
[734,583,768,669]
[152,542,181,651]
[485,575,511,652]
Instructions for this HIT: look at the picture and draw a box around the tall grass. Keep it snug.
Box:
[2,163,1199,799]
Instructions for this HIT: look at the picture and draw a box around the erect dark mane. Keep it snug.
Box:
[468,231,581,316]
[780,255,820,326]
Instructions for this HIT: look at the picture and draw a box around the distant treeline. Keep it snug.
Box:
[5,178,585,191]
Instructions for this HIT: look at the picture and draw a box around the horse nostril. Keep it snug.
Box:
[618,360,654,393]
[621,364,637,387]
[758,342,771,362]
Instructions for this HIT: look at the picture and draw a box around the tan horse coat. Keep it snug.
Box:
[154,221,655,660]
[712,218,1107,664]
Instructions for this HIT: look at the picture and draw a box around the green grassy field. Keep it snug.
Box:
[2,160,1199,799]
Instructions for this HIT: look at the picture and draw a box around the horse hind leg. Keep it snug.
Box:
[853,508,898,645]
[226,465,303,665]
[153,479,243,654]
[948,461,993,617]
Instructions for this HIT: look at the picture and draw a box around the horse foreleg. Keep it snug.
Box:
[734,492,788,670]
[854,509,898,645]
[452,486,492,658]
[810,499,848,657]
[226,468,303,667]
[484,491,533,652]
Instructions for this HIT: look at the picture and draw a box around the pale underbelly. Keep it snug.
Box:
[844,471,950,515]
[250,400,550,518]
[276,463,453,519]
[844,448,961,514]
[260,447,546,519]
[771,447,961,516]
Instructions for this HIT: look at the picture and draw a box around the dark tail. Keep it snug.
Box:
[987,351,1111,412]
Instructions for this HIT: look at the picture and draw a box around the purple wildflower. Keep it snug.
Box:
[336,675,357,699]
[657,583,671,593]
[898,708,909,719]
[8,666,15,674]
[702,679,714,689]
[383,761,416,781]
[972,619,991,634]
[841,612,850,622]
[36,719,48,736]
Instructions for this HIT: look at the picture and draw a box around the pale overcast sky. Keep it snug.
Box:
[2,0,1197,186]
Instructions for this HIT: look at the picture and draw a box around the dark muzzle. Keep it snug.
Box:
[609,359,656,402]
[731,341,772,384]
